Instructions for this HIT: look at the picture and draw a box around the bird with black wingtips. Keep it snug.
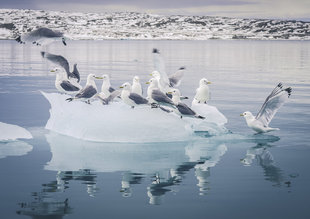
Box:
[97,90,121,105]
[240,83,292,133]
[52,67,81,95]
[41,51,80,83]
[169,67,186,87]
[120,82,148,108]
[146,78,175,109]
[16,27,67,46]
[168,89,205,119]
[66,74,103,103]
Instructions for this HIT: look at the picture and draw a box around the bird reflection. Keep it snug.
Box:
[120,171,144,197]
[16,180,72,219]
[56,169,99,197]
[240,136,286,187]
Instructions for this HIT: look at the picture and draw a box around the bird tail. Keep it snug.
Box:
[285,87,292,97]
[195,115,205,119]
[66,97,74,102]
[40,51,46,58]
[159,106,172,113]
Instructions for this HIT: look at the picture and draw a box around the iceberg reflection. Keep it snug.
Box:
[44,132,227,205]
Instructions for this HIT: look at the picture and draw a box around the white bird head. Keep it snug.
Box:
[146,78,158,87]
[168,88,181,104]
[150,71,160,79]
[120,82,132,91]
[101,74,110,81]
[133,76,140,83]
[50,67,62,73]
[87,74,103,81]
[199,78,211,86]
[240,111,254,120]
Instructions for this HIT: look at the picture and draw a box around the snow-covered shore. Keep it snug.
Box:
[1,8,310,40]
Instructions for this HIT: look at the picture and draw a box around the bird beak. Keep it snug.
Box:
[167,92,172,94]
[146,82,150,84]
[149,73,153,76]
[207,82,212,84]
[50,70,55,72]
[120,86,124,88]
[240,113,244,116]
[95,76,104,79]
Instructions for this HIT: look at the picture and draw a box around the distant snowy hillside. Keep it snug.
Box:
[1,9,310,40]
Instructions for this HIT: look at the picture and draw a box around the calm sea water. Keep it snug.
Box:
[0,40,310,219]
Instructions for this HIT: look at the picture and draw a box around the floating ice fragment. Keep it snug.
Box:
[0,141,33,159]
[0,122,32,141]
[42,92,228,142]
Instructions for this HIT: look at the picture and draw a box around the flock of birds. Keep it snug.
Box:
[16,27,292,133]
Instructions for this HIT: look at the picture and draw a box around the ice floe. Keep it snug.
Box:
[42,92,227,142]
[0,121,32,141]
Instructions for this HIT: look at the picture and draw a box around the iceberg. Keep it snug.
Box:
[0,122,33,141]
[42,92,227,142]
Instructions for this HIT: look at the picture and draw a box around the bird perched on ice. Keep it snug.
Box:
[98,74,115,99]
[193,78,211,104]
[97,90,121,105]
[41,51,80,83]
[16,27,67,46]
[240,83,292,133]
[131,76,143,96]
[168,89,205,119]
[120,82,148,108]
[52,68,81,95]
[66,74,103,103]
[146,78,175,109]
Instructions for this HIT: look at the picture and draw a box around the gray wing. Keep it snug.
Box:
[177,103,196,116]
[152,48,170,86]
[41,51,70,75]
[75,85,97,99]
[128,93,148,105]
[60,81,80,91]
[152,89,174,105]
[70,64,80,82]
[24,28,63,41]
[256,83,292,126]
[99,90,121,105]
[109,87,115,93]
[169,67,185,87]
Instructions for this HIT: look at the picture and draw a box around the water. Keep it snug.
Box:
[0,40,310,219]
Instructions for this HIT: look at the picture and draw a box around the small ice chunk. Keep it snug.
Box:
[0,122,33,141]
[0,141,33,159]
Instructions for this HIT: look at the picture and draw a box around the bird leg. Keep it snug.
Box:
[151,103,159,108]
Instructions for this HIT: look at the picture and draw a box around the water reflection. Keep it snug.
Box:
[44,132,227,205]
[16,180,72,219]
[240,136,286,187]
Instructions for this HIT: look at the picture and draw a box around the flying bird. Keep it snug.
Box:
[240,83,292,133]
[16,27,67,46]
[41,51,80,83]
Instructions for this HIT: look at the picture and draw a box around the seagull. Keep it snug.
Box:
[146,78,175,109]
[41,51,80,83]
[15,27,67,46]
[131,76,143,96]
[66,74,103,103]
[193,78,211,104]
[240,83,292,133]
[120,82,148,108]
[168,67,186,87]
[53,68,81,95]
[98,74,115,99]
[168,89,205,119]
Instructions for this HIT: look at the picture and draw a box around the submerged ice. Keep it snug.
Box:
[0,121,32,141]
[42,92,227,142]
